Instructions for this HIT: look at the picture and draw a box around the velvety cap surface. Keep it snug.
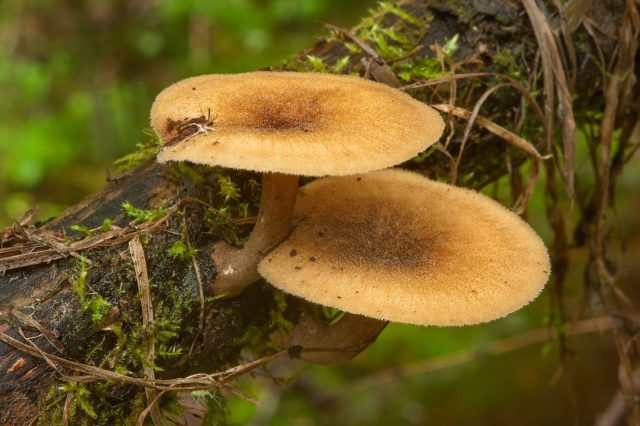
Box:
[152,72,443,176]
[258,169,550,326]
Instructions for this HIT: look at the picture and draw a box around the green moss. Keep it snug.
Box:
[151,283,194,363]
[70,224,92,236]
[412,144,440,164]
[285,0,433,77]
[492,47,526,81]
[73,258,112,325]
[40,379,144,425]
[167,239,198,261]
[68,218,113,238]
[331,55,351,73]
[394,56,447,82]
[121,201,167,223]
[288,52,352,74]
[167,224,199,261]
[67,385,98,419]
[215,170,241,202]
[377,1,423,27]
[200,169,261,246]
[268,289,294,332]
[225,287,295,358]
[344,41,364,55]
[100,218,112,231]
[442,33,460,56]
[204,206,245,246]
[112,129,162,173]
[165,161,207,185]
[40,224,203,424]
[306,54,327,72]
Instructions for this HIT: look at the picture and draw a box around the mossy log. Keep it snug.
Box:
[1,0,637,424]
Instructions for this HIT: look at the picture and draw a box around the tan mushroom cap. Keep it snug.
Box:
[152,72,443,176]
[258,169,550,326]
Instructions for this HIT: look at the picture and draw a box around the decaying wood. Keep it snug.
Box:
[1,0,638,423]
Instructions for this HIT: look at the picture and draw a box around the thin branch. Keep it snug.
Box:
[431,104,550,161]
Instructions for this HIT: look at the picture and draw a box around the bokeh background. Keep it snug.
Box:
[0,0,371,227]
[1,1,637,424]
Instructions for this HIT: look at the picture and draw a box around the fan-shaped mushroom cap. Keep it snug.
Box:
[152,72,443,176]
[258,169,550,326]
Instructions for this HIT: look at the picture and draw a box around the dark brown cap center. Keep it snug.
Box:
[296,202,441,271]
[228,90,328,132]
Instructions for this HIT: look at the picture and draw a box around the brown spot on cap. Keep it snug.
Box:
[242,93,323,132]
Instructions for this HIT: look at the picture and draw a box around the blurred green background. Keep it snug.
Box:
[0,0,371,227]
[1,1,636,424]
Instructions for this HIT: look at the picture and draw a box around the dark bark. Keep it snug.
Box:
[1,0,637,424]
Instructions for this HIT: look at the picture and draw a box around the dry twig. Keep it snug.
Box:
[129,236,162,426]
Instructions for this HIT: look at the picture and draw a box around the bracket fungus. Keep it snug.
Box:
[151,71,444,297]
[258,169,550,358]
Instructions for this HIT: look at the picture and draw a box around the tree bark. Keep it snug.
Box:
[1,0,638,424]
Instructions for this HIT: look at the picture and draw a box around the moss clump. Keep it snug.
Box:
[377,1,424,27]
[67,218,113,240]
[167,224,199,262]
[73,258,112,325]
[39,213,204,424]
[492,47,526,81]
[303,54,351,73]
[203,169,261,247]
[167,239,198,262]
[112,129,162,173]
[268,289,295,332]
[121,201,167,223]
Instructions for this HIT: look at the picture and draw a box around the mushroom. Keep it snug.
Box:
[151,72,444,296]
[258,169,550,361]
[276,302,388,365]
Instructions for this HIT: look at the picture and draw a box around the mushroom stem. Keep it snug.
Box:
[211,172,299,296]
[278,303,388,365]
